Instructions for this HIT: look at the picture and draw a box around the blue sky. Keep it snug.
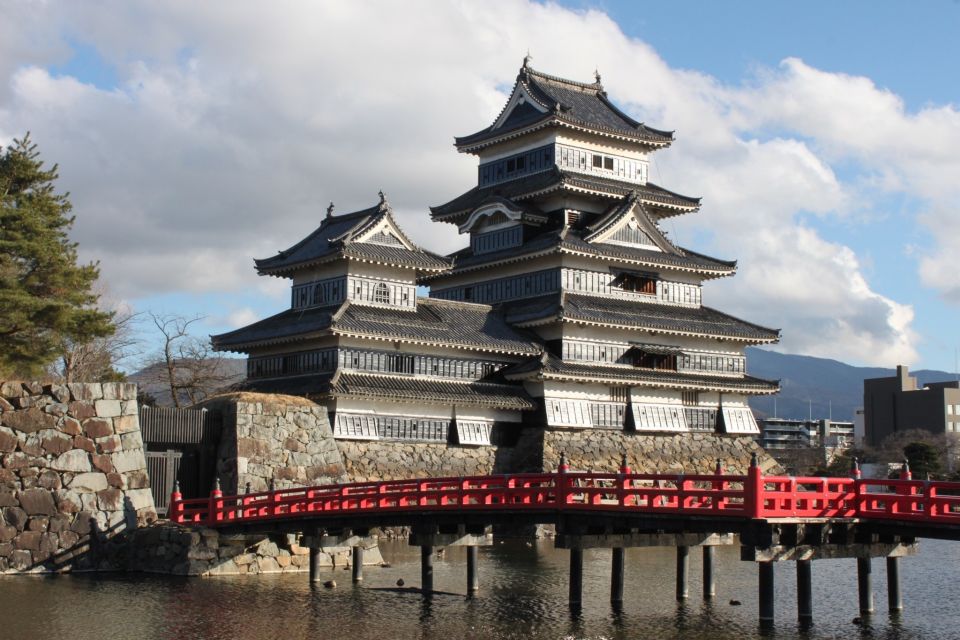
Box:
[1,0,958,373]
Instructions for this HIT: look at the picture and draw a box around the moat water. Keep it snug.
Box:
[3,538,959,639]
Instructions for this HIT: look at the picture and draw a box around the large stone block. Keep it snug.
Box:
[113,414,139,434]
[94,400,122,418]
[69,473,108,492]
[67,402,97,421]
[67,383,102,402]
[83,419,114,439]
[19,488,57,516]
[41,435,73,456]
[125,488,155,511]
[112,449,146,473]
[0,429,17,453]
[51,449,91,473]
[1,408,57,433]
[119,431,143,451]
[0,382,24,398]
[96,488,123,511]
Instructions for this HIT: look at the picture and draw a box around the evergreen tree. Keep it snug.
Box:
[0,134,115,377]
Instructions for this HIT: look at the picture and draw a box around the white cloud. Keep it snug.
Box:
[2,0,954,366]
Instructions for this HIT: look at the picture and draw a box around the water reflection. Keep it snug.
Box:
[0,539,957,639]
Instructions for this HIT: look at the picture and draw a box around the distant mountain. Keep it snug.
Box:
[746,348,958,422]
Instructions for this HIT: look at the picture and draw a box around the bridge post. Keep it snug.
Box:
[352,546,363,583]
[676,545,689,600]
[421,545,434,594]
[857,557,873,614]
[569,547,583,607]
[758,561,775,628]
[611,547,625,606]
[702,545,716,599]
[309,546,321,583]
[797,559,813,625]
[887,557,902,613]
[467,545,479,594]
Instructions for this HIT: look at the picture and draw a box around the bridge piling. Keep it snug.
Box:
[569,547,583,607]
[887,557,902,613]
[758,561,775,628]
[352,546,363,583]
[857,557,873,614]
[611,547,625,605]
[797,559,813,625]
[309,546,322,583]
[676,546,689,600]
[421,545,434,594]
[702,546,716,599]
[467,545,479,594]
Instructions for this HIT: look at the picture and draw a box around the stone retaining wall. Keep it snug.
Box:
[0,381,157,574]
[540,430,781,475]
[197,393,347,494]
[124,522,383,576]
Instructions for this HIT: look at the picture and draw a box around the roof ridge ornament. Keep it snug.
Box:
[326,202,334,219]
[522,50,532,71]
[377,190,390,212]
[594,68,602,85]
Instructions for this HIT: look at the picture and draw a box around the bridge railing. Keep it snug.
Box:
[167,461,960,528]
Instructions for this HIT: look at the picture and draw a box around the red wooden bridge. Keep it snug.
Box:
[167,456,960,628]
[170,458,960,532]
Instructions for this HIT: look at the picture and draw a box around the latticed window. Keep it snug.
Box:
[373,282,390,304]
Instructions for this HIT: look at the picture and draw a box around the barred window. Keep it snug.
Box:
[373,282,390,304]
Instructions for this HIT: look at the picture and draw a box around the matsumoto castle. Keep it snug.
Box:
[213,60,780,447]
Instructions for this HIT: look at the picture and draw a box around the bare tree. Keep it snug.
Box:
[50,306,142,383]
[144,312,237,408]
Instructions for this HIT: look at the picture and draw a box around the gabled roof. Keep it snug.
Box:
[212,297,542,355]
[420,223,736,283]
[430,166,699,223]
[455,63,674,153]
[255,196,449,277]
[503,354,779,394]
[504,293,780,344]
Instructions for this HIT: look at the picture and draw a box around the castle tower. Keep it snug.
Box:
[425,61,780,434]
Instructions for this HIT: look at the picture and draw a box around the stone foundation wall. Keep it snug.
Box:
[124,522,382,576]
[197,393,346,494]
[0,381,157,574]
[540,430,781,475]
[337,441,503,482]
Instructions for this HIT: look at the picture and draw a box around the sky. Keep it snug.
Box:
[1,0,959,373]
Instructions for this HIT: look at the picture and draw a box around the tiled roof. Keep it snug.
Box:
[255,199,449,276]
[332,298,541,355]
[455,67,674,151]
[212,304,338,350]
[329,373,536,410]
[503,354,779,394]
[430,167,699,222]
[213,297,542,354]
[504,293,780,343]
[420,226,735,281]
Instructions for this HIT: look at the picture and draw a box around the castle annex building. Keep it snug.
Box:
[213,61,780,446]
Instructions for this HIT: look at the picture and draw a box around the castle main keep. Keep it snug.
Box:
[212,61,780,464]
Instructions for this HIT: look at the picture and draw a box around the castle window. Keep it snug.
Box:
[463,287,473,301]
[592,154,603,168]
[373,282,390,304]
[613,271,657,295]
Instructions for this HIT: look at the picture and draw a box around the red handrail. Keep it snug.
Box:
[168,468,960,529]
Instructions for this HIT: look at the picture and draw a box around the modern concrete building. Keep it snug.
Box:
[863,365,960,447]
[759,418,854,451]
